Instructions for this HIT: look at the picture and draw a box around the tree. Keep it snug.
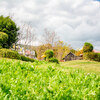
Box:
[18,24,36,50]
[75,49,83,56]
[0,32,8,48]
[54,40,71,61]
[71,49,76,54]
[83,42,93,53]
[0,15,19,48]
[45,49,54,60]
[36,45,46,60]
[36,44,52,60]
[42,29,59,48]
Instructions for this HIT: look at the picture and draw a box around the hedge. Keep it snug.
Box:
[0,49,34,62]
[48,58,59,64]
[20,55,34,62]
[83,52,100,62]
[0,49,21,59]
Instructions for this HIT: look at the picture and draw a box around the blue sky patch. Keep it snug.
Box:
[95,0,100,1]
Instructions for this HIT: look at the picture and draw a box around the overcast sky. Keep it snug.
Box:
[0,0,100,50]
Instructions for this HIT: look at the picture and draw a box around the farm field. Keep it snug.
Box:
[0,58,100,100]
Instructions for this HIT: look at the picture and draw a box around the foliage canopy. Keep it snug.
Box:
[0,15,19,48]
[83,42,93,53]
[45,49,54,59]
[0,32,8,48]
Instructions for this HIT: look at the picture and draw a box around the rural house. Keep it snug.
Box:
[63,52,82,61]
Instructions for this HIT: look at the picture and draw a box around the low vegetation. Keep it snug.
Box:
[48,57,59,64]
[61,60,100,75]
[20,55,34,62]
[83,52,100,62]
[0,58,100,99]
[0,49,34,62]
[0,49,21,59]
[44,49,59,64]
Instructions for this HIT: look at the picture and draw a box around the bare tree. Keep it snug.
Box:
[42,28,59,48]
[18,24,36,50]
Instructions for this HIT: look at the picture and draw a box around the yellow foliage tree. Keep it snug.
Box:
[36,43,52,60]
[53,40,71,61]
[75,49,83,56]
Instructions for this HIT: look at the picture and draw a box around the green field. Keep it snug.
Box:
[0,58,100,100]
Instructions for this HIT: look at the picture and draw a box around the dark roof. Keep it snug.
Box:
[63,52,76,59]
[66,52,75,57]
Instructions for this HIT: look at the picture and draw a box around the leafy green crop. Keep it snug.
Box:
[0,59,100,100]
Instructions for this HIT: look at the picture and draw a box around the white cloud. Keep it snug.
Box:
[0,0,100,50]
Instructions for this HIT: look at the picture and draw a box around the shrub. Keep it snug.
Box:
[83,42,93,53]
[48,58,59,64]
[97,53,100,62]
[21,55,34,62]
[83,52,100,61]
[0,49,21,59]
[45,49,54,60]
[0,45,2,49]
[0,49,34,62]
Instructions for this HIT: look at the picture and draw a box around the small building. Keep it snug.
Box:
[63,52,82,61]
[25,50,36,59]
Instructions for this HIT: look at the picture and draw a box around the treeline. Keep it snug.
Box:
[0,15,100,62]
[75,42,100,62]
[0,15,72,61]
[35,41,71,60]
[83,42,100,62]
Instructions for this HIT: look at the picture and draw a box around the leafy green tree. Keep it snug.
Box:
[0,32,8,48]
[0,15,19,48]
[45,49,54,60]
[83,42,93,53]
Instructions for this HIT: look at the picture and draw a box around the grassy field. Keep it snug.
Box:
[61,60,100,75]
[0,58,100,99]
